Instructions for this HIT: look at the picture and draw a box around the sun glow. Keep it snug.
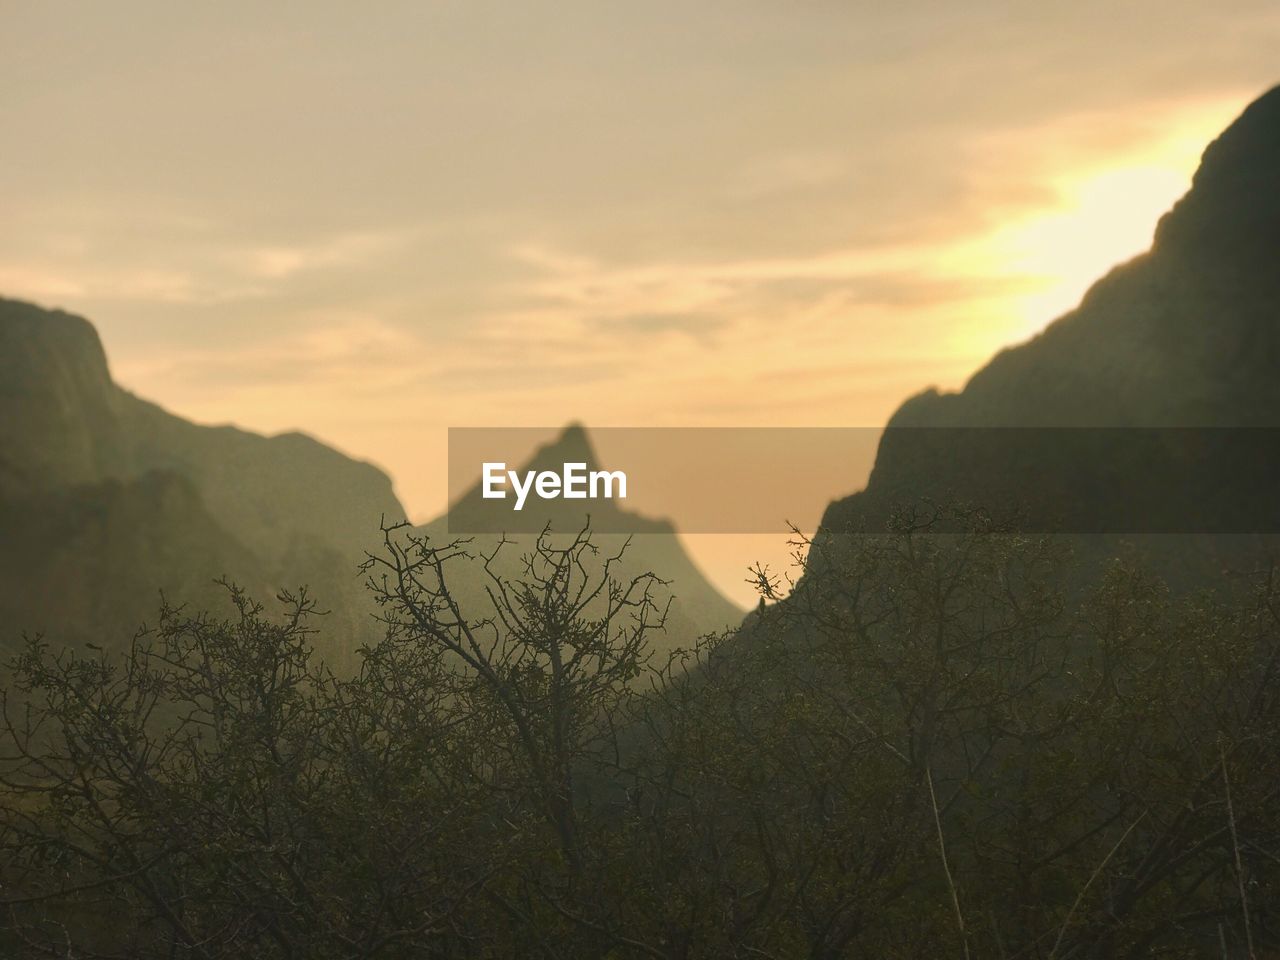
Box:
[949,97,1248,353]
[994,163,1191,326]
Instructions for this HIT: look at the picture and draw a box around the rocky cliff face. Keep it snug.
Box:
[0,297,406,564]
[0,472,274,652]
[0,300,129,492]
[0,297,406,661]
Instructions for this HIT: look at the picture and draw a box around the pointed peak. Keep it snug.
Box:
[523,423,600,472]
[558,421,589,445]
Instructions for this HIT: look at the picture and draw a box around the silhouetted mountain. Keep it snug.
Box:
[0,297,404,663]
[420,425,743,654]
[0,299,737,661]
[818,84,1280,561]
[0,472,274,650]
[443,423,674,536]
[0,298,406,562]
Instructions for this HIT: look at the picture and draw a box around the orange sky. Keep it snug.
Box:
[3,2,1278,605]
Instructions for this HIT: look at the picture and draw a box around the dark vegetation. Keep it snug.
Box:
[2,514,1277,958]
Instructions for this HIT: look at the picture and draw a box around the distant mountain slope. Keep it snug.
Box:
[0,297,405,661]
[0,299,738,661]
[0,473,273,651]
[419,425,743,655]
[0,298,406,565]
[819,84,1280,546]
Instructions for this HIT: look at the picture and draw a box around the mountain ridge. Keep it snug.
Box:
[0,299,739,660]
[819,83,1280,546]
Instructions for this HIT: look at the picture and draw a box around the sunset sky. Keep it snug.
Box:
[4,1,1279,604]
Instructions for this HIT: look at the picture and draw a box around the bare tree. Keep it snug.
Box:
[3,512,1277,958]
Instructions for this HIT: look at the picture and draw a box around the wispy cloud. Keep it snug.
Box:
[0,261,242,305]
[230,230,416,281]
[725,151,849,200]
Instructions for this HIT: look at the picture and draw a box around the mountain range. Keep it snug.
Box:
[0,303,740,665]
[4,83,1279,663]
